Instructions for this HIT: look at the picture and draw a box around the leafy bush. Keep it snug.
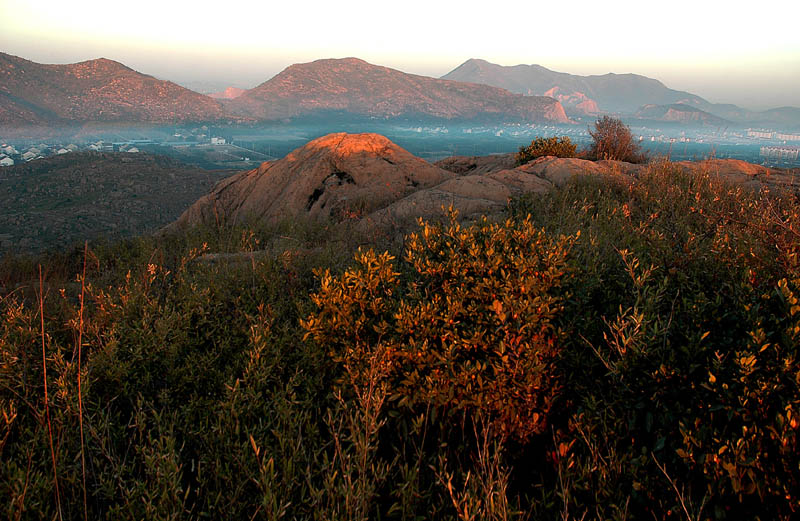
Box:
[511,161,800,519]
[303,212,576,442]
[515,136,577,165]
[587,115,647,163]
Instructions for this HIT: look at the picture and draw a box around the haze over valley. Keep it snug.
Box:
[2,51,799,180]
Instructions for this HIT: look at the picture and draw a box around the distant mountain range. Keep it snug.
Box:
[224,58,567,123]
[443,59,800,129]
[2,52,798,133]
[0,53,567,133]
[442,58,706,114]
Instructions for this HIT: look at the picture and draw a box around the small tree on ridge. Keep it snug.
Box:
[588,115,646,163]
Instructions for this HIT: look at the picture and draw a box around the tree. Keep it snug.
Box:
[588,116,646,163]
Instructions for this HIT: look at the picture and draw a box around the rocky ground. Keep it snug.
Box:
[170,132,800,235]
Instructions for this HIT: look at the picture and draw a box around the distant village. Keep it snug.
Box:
[2,123,800,169]
[0,125,273,170]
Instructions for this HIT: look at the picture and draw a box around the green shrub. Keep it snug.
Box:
[303,212,576,442]
[516,136,577,165]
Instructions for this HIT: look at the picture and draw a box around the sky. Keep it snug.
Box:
[1,0,799,110]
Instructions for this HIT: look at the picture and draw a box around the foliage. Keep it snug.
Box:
[510,161,800,519]
[515,136,577,165]
[304,212,575,442]
[2,160,800,519]
[587,115,647,163]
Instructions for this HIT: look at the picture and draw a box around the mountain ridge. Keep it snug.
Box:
[443,58,800,129]
[442,58,708,114]
[0,52,228,127]
[225,57,569,123]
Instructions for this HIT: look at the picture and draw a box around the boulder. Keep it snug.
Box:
[170,132,454,229]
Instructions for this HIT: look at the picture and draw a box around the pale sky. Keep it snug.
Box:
[1,0,798,110]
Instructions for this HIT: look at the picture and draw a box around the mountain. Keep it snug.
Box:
[443,59,800,129]
[756,107,800,129]
[0,151,231,254]
[677,101,800,129]
[226,58,569,123]
[442,59,708,114]
[635,104,731,126]
[209,87,246,100]
[0,52,227,127]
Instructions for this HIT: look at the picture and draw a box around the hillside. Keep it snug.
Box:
[0,52,227,127]
[635,103,731,126]
[442,58,706,113]
[171,132,798,236]
[208,86,246,100]
[226,58,569,123]
[0,152,231,254]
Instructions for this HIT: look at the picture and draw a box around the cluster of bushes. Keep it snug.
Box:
[2,160,799,519]
[516,136,578,165]
[516,116,647,165]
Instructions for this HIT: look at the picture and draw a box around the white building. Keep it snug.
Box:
[760,146,800,161]
[126,147,140,153]
[748,130,775,139]
[776,133,800,142]
[57,148,70,155]
[22,151,37,161]
[210,137,226,145]
[0,157,14,167]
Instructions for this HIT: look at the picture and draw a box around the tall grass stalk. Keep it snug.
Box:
[77,241,88,521]
[39,265,62,521]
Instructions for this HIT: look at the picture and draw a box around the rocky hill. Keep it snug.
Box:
[225,58,569,123]
[0,152,231,254]
[543,86,599,115]
[635,104,731,126]
[170,133,798,235]
[442,58,705,114]
[0,52,227,127]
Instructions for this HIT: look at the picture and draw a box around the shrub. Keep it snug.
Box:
[588,115,646,163]
[303,212,576,442]
[516,136,577,165]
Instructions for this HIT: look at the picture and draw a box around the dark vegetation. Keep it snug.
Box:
[587,115,647,163]
[0,152,231,255]
[515,136,577,165]
[516,117,646,166]
[1,160,799,520]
